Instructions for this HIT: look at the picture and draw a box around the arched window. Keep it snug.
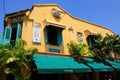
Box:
[86,35,95,48]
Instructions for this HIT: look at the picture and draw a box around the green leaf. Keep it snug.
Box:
[6,57,19,64]
[15,39,27,49]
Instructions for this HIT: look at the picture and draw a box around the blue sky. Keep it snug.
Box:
[0,0,120,34]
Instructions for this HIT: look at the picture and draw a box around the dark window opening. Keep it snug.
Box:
[48,26,58,45]
[11,27,17,41]
[10,22,22,47]
[45,25,63,46]
[86,35,95,48]
[10,27,17,47]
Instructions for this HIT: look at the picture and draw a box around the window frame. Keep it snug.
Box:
[77,32,83,44]
[45,25,63,46]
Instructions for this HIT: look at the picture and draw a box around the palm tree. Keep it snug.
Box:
[89,33,120,61]
[0,39,38,80]
[103,34,120,60]
[86,34,106,61]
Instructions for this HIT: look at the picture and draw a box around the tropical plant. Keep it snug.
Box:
[103,34,120,59]
[0,43,13,80]
[67,41,93,59]
[88,34,107,61]
[88,33,120,61]
[0,39,38,80]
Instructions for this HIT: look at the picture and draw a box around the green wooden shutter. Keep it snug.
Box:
[45,27,48,43]
[16,23,22,39]
[4,27,12,42]
[57,29,63,45]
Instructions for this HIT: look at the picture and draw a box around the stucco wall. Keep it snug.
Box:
[12,4,114,55]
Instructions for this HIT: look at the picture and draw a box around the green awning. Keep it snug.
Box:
[106,60,120,71]
[33,54,91,74]
[83,58,114,72]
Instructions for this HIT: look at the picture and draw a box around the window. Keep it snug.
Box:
[45,25,63,46]
[11,22,22,41]
[86,35,95,48]
[77,32,83,44]
[10,22,22,47]
[11,27,17,40]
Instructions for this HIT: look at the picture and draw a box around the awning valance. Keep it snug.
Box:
[44,19,66,29]
[83,58,114,72]
[33,54,91,74]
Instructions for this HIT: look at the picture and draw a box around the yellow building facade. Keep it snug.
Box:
[4,4,120,80]
[4,4,114,55]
